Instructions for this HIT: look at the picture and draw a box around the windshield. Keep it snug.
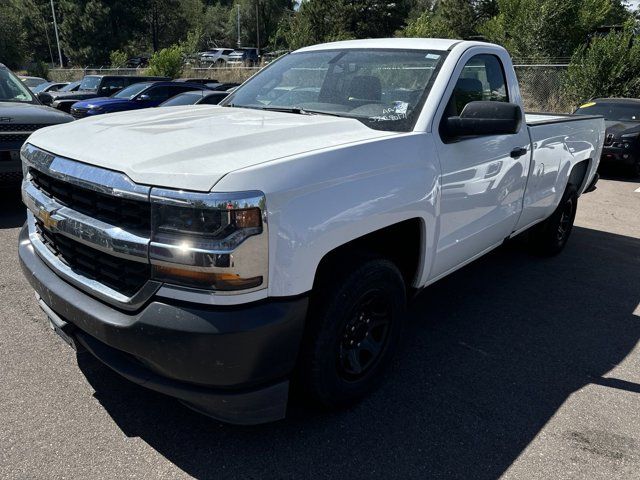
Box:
[223,48,446,132]
[161,92,202,106]
[79,76,101,91]
[0,68,35,103]
[112,82,151,99]
[575,102,640,122]
[31,82,52,94]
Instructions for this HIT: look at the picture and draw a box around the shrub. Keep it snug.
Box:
[109,50,128,68]
[147,45,183,79]
[26,61,49,80]
[564,27,640,107]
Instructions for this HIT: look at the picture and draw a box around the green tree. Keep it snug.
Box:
[109,49,128,67]
[403,0,477,39]
[479,0,631,60]
[0,0,28,68]
[147,45,184,77]
[146,0,204,52]
[273,0,353,50]
[564,26,640,105]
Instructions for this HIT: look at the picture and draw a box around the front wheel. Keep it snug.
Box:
[528,184,578,256]
[298,257,406,409]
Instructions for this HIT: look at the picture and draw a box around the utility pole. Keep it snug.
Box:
[237,4,241,48]
[256,1,260,53]
[50,0,63,67]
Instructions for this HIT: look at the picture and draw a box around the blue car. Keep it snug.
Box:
[70,81,210,119]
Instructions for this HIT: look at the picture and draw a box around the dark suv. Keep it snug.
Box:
[0,64,73,186]
[43,75,168,113]
[575,98,640,177]
[70,81,211,119]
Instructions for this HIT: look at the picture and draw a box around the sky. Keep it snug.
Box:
[628,0,640,10]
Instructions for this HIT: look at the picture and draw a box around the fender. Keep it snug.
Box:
[215,132,441,297]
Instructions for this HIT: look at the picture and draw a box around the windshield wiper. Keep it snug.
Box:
[225,103,346,118]
[260,106,313,115]
[261,106,347,118]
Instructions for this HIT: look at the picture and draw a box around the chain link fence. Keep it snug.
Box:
[49,66,260,84]
[514,64,573,113]
[50,64,574,114]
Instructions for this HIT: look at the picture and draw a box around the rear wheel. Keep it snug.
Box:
[298,257,406,409]
[528,184,578,256]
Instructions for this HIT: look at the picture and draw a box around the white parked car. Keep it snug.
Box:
[19,38,603,425]
[198,48,235,65]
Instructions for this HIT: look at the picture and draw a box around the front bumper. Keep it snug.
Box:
[19,224,308,424]
[600,146,638,166]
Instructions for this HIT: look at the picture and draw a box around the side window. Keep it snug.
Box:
[171,86,201,96]
[201,94,225,105]
[445,54,508,117]
[100,78,125,95]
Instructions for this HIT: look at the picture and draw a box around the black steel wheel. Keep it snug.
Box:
[337,289,392,381]
[298,257,406,409]
[529,184,578,256]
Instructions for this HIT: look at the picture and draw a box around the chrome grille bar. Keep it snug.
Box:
[22,180,150,263]
[26,211,160,310]
[21,143,150,202]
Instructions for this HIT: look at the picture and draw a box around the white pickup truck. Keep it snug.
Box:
[19,39,603,425]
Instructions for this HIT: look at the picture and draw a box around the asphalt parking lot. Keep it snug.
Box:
[1,174,639,480]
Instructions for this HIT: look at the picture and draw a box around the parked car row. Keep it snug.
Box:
[33,75,237,116]
[198,47,271,66]
[1,67,238,188]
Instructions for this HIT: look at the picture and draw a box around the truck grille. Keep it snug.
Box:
[30,168,151,232]
[0,125,52,147]
[0,171,22,183]
[0,124,50,132]
[36,220,151,297]
[0,133,30,143]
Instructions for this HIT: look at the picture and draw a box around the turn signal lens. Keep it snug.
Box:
[232,208,261,229]
[153,265,263,291]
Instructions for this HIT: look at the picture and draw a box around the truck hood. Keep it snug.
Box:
[604,120,640,139]
[49,90,98,102]
[27,105,396,191]
[0,102,73,124]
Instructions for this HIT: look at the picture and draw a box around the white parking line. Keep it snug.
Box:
[636,187,640,193]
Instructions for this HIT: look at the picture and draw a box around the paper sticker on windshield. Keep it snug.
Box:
[393,101,409,115]
[580,102,596,108]
[425,54,440,60]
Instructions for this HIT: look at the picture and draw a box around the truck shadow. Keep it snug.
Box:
[0,189,26,229]
[77,226,640,480]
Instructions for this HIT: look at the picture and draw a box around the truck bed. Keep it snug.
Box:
[525,112,602,125]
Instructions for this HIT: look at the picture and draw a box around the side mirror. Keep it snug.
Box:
[137,94,151,101]
[442,101,522,140]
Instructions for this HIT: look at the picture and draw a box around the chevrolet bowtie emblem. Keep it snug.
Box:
[37,209,59,230]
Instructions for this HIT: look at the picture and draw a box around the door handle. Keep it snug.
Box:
[510,147,528,159]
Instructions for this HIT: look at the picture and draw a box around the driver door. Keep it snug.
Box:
[431,51,531,278]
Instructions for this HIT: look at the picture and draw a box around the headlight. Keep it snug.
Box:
[621,132,639,140]
[149,189,267,292]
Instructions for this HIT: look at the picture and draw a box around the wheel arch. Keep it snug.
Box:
[312,218,426,293]
[568,158,592,194]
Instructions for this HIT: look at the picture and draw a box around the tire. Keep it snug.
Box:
[298,257,406,409]
[631,159,640,178]
[528,184,578,256]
